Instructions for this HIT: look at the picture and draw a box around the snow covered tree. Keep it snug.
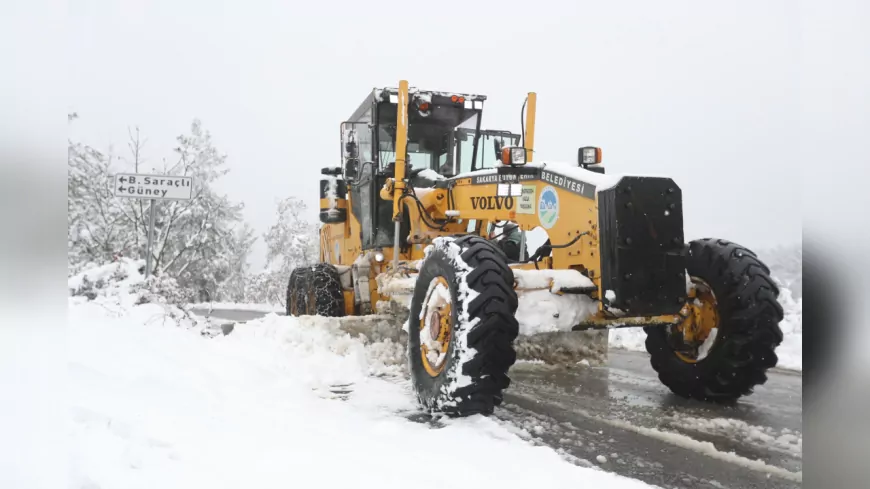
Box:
[68,116,255,302]
[245,196,319,306]
[263,196,319,270]
[216,223,257,302]
[68,124,131,271]
[128,120,253,300]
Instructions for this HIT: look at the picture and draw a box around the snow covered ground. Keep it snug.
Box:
[68,264,654,489]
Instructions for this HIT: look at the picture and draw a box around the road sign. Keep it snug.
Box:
[113,173,193,201]
[112,173,195,278]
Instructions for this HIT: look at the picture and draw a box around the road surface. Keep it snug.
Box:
[191,308,272,323]
[194,307,802,488]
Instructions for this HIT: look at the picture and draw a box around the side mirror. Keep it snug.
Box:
[494,139,503,161]
[345,140,358,158]
[321,166,342,176]
[578,146,602,167]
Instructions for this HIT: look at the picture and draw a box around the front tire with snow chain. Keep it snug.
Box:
[408,236,519,417]
[644,238,784,403]
[304,263,345,317]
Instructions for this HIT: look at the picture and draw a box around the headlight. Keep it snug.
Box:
[374,252,385,262]
[501,146,527,166]
[510,147,526,165]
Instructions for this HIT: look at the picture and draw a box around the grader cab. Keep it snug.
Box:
[288,80,785,417]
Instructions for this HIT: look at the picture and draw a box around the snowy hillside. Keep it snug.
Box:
[68,262,653,488]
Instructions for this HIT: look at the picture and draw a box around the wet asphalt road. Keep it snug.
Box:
[501,358,802,488]
[191,308,274,323]
[194,308,802,488]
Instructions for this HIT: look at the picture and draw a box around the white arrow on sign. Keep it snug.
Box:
[113,173,193,201]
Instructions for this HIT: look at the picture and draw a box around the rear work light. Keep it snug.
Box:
[578,146,602,166]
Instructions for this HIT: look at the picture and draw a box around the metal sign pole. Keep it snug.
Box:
[145,199,157,278]
[112,173,192,278]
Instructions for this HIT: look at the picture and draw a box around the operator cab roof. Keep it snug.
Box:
[348,86,487,123]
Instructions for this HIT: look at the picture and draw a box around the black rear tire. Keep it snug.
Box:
[286,267,311,317]
[408,235,519,416]
[304,263,345,317]
[644,238,784,402]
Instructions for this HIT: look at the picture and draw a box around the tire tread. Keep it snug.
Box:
[645,238,784,402]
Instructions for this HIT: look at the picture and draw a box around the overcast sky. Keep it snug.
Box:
[66,0,803,268]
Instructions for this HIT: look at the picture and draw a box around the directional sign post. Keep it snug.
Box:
[114,173,193,201]
[113,173,194,278]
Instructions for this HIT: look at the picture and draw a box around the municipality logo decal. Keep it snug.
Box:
[538,185,559,229]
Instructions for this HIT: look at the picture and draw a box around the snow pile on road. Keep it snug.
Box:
[68,258,147,299]
[772,286,802,370]
[68,258,214,334]
[666,414,802,457]
[68,268,654,489]
[607,327,649,353]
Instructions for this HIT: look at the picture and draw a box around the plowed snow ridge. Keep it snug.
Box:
[69,285,654,489]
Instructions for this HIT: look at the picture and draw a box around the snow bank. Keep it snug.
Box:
[68,258,146,298]
[68,276,653,488]
[607,328,649,352]
[773,286,802,370]
[68,259,212,333]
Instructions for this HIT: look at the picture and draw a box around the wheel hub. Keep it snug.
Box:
[419,276,453,376]
[428,310,442,341]
[671,277,720,363]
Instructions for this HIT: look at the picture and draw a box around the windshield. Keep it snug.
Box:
[456,129,521,175]
[377,129,439,171]
[377,120,521,177]
[405,142,434,171]
[376,111,483,176]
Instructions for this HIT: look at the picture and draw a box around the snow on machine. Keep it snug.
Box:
[287,80,785,416]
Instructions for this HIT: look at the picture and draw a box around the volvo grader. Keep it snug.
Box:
[287,80,784,417]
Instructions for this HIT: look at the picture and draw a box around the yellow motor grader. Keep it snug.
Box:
[287,80,784,417]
